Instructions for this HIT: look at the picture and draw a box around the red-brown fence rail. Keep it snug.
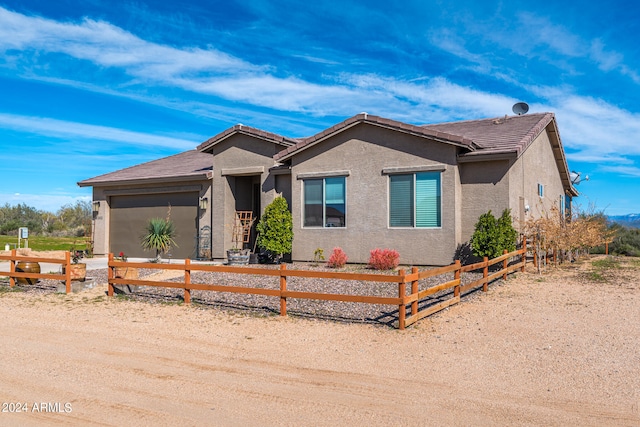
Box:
[107,241,527,329]
[0,250,73,293]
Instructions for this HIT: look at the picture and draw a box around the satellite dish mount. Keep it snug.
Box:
[512,102,529,115]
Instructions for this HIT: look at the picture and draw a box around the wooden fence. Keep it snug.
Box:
[0,250,73,293]
[108,241,527,329]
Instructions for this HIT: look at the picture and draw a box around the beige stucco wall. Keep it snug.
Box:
[210,134,284,259]
[458,126,568,245]
[508,127,566,227]
[458,159,511,243]
[89,179,211,257]
[289,124,460,266]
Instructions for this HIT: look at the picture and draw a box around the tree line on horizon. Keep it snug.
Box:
[0,201,92,237]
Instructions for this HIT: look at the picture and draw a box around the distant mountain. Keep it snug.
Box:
[608,214,640,228]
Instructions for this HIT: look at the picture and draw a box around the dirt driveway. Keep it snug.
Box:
[0,256,638,426]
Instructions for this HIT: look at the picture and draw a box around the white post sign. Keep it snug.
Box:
[18,227,28,248]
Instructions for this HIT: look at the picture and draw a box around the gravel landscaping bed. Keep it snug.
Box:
[3,263,509,327]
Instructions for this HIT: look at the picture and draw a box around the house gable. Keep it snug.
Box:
[285,122,461,265]
[274,113,477,162]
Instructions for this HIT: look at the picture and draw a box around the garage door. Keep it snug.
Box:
[109,192,198,259]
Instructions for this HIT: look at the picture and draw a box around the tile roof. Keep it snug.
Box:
[273,113,477,161]
[78,112,576,196]
[197,123,297,153]
[421,112,555,158]
[77,149,212,187]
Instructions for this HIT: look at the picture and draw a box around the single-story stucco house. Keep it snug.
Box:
[78,112,578,265]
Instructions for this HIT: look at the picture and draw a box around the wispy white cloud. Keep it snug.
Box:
[514,12,585,58]
[590,39,640,83]
[1,5,639,175]
[551,96,640,157]
[0,8,255,76]
[0,113,197,149]
[429,10,638,87]
[598,164,640,178]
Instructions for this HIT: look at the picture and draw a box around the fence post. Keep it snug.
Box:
[411,266,419,317]
[483,257,489,292]
[107,253,114,297]
[533,236,538,268]
[184,259,191,304]
[453,260,461,298]
[280,263,287,317]
[65,250,71,294]
[521,237,527,272]
[502,249,508,280]
[9,249,16,288]
[398,269,406,330]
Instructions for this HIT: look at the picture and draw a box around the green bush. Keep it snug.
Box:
[497,208,518,253]
[256,197,293,259]
[470,209,518,259]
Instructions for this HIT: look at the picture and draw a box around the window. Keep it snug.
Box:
[538,183,544,198]
[303,177,345,227]
[389,172,441,227]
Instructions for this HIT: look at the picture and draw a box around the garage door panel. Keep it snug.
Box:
[110,193,198,259]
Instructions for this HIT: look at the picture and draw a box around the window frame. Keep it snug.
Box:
[388,171,442,229]
[302,176,346,228]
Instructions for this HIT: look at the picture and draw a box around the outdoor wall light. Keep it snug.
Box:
[199,197,208,210]
[92,201,100,212]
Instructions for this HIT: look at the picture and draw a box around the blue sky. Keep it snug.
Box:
[1,1,639,215]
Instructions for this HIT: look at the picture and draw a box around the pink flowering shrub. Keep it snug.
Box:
[327,247,348,268]
[368,248,400,270]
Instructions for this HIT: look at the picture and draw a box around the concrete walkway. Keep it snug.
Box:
[37,256,200,273]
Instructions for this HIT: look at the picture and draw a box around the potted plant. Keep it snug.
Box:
[62,249,86,282]
[256,196,293,263]
[141,217,177,262]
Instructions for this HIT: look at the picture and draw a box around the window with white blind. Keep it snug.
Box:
[389,172,441,228]
[303,177,346,227]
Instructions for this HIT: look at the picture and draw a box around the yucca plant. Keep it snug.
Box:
[141,217,177,261]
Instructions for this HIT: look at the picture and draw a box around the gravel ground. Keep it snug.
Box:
[1,255,638,426]
[5,262,512,328]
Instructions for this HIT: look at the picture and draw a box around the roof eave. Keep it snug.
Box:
[457,151,518,163]
[77,173,211,188]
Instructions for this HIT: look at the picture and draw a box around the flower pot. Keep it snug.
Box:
[113,266,140,294]
[227,249,250,265]
[62,263,86,282]
[114,267,139,281]
[16,261,40,285]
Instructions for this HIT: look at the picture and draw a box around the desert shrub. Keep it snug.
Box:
[312,248,325,264]
[141,217,177,261]
[368,248,400,270]
[327,247,348,268]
